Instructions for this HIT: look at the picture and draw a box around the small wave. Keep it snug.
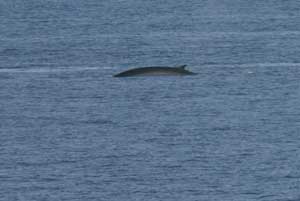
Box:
[203,62,300,68]
[0,66,114,73]
[208,30,300,37]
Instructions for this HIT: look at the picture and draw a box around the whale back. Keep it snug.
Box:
[177,65,187,69]
[114,65,196,77]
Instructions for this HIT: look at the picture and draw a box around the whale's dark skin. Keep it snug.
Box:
[113,65,197,77]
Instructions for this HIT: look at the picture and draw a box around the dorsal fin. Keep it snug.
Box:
[177,65,187,69]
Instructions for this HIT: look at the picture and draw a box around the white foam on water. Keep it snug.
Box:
[1,63,299,74]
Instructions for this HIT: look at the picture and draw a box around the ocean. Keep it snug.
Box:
[1,0,300,200]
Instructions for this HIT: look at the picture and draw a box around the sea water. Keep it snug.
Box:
[1,1,300,200]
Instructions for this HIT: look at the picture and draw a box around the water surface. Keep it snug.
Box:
[1,0,300,200]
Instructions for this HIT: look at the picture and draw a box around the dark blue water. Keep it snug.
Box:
[1,1,300,200]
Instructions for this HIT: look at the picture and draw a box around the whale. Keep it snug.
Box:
[113,65,197,77]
